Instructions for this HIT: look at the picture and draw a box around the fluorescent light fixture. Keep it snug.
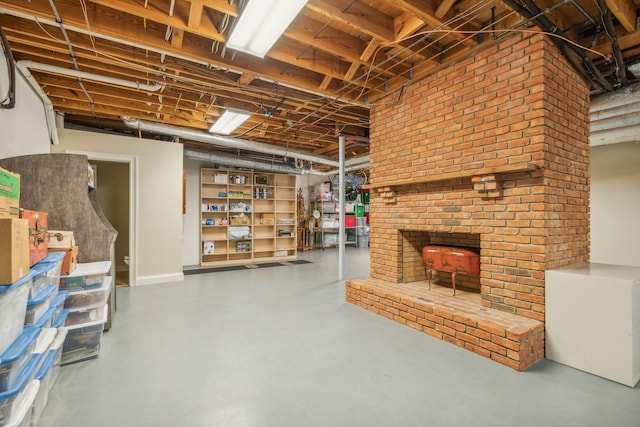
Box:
[209,108,251,134]
[226,0,308,58]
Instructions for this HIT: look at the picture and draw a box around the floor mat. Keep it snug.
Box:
[287,259,313,265]
[184,260,312,275]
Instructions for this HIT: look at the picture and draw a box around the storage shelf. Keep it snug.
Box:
[200,168,297,266]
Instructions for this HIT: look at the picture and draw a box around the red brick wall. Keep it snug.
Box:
[368,33,590,321]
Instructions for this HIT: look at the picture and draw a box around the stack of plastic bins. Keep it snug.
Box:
[0,326,41,427]
[0,274,33,357]
[61,276,111,364]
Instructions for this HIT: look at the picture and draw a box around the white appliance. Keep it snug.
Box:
[545,263,640,387]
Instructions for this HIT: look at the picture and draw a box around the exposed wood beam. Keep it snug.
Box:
[187,0,204,28]
[435,0,456,19]
[87,0,224,41]
[306,0,395,42]
[605,0,637,33]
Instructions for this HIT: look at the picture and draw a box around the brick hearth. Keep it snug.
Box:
[346,278,544,370]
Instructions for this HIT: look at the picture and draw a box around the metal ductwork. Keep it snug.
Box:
[122,117,339,168]
[18,61,163,92]
[183,149,306,175]
[590,82,640,146]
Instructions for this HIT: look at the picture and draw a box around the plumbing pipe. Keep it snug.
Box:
[122,117,340,167]
[183,148,306,174]
[17,61,163,92]
[15,61,59,145]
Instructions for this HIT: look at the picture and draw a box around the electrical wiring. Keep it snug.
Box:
[20,0,616,148]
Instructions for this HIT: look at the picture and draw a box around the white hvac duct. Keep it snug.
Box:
[15,61,59,145]
[184,149,306,174]
[590,82,640,146]
[122,117,340,167]
[17,61,163,92]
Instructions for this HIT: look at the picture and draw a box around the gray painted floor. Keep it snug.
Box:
[39,248,639,427]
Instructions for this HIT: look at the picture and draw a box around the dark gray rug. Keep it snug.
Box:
[184,259,312,275]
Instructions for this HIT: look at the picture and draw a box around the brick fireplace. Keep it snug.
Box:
[346,33,590,370]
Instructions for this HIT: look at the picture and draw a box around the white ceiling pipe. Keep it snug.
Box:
[591,100,640,121]
[184,149,306,174]
[591,125,640,146]
[591,111,640,133]
[591,82,640,112]
[15,61,59,145]
[122,117,340,167]
[18,60,162,92]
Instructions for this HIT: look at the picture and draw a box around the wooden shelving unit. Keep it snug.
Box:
[200,169,297,266]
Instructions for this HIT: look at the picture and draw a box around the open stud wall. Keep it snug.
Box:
[200,168,297,266]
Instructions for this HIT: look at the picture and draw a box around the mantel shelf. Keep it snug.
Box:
[365,162,539,190]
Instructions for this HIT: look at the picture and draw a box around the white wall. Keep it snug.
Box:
[591,141,640,267]
[0,72,51,158]
[54,129,184,285]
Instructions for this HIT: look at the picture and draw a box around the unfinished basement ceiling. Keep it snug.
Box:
[1,1,639,168]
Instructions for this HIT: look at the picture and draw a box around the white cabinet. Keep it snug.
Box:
[545,263,640,387]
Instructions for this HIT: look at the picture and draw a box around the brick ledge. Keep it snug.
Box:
[346,277,544,371]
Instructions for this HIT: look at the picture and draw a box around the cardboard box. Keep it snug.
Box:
[260,213,275,225]
[19,209,49,266]
[0,218,30,284]
[0,167,20,219]
[48,246,78,275]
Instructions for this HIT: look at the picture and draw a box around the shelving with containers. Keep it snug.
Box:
[311,183,368,248]
[200,169,297,266]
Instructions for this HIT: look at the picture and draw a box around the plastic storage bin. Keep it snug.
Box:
[24,286,56,327]
[0,328,38,394]
[59,261,111,291]
[0,354,39,427]
[32,291,68,330]
[52,310,69,329]
[1,380,38,427]
[0,274,33,356]
[33,328,57,359]
[28,262,57,300]
[64,277,111,310]
[62,305,107,365]
[65,302,108,327]
[49,328,67,384]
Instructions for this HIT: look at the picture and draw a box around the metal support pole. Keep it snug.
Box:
[338,135,346,280]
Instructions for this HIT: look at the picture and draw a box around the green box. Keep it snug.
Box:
[360,191,370,204]
[0,167,20,218]
[355,206,365,217]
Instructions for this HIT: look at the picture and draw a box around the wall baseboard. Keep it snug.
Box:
[135,272,184,286]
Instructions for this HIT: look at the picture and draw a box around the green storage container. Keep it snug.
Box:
[355,206,365,217]
[361,191,370,204]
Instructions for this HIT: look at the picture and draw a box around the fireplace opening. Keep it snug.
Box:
[400,230,481,296]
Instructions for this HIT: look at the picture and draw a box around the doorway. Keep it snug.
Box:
[91,160,130,286]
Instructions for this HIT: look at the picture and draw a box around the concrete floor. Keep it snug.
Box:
[39,248,639,427]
